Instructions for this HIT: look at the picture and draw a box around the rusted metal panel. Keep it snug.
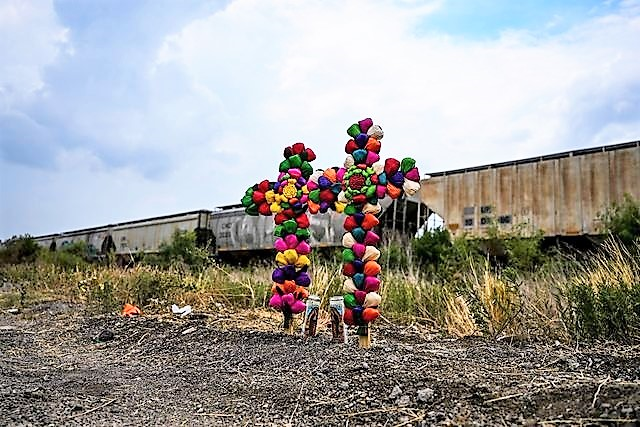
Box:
[496,166,514,232]
[613,148,640,201]
[531,160,555,235]
[445,174,462,233]
[420,175,445,219]
[461,171,477,231]
[420,141,640,238]
[580,152,609,234]
[515,162,535,233]
[477,169,494,231]
[559,156,582,235]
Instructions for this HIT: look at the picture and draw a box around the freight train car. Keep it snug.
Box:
[211,199,430,254]
[419,140,640,238]
[33,210,214,258]
[33,199,427,259]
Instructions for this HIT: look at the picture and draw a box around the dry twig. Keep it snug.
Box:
[67,398,116,419]
[483,392,524,405]
[590,375,610,409]
[288,382,305,425]
[540,417,639,425]
[194,413,233,417]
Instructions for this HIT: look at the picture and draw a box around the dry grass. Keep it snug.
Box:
[445,295,478,337]
[576,239,639,292]
[472,266,520,336]
[2,238,639,342]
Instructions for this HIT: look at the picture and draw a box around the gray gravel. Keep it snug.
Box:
[1,306,640,426]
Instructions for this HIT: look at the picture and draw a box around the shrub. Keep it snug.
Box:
[39,241,90,270]
[562,239,640,342]
[155,229,212,270]
[412,228,487,280]
[0,235,40,265]
[85,278,119,314]
[482,222,548,272]
[599,193,640,246]
[503,228,547,273]
[125,267,184,307]
[412,227,453,272]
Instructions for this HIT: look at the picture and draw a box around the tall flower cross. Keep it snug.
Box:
[333,118,421,347]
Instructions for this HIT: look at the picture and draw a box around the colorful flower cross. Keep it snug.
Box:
[240,142,343,331]
[336,118,421,347]
[240,119,421,345]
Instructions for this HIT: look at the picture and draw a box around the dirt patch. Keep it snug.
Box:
[1,306,639,426]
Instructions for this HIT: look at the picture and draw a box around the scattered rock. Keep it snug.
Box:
[417,387,434,403]
[96,330,114,342]
[389,385,402,400]
[182,327,197,335]
[2,313,640,426]
[397,395,411,406]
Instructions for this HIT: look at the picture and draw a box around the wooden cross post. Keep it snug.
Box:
[335,118,421,348]
[241,143,345,334]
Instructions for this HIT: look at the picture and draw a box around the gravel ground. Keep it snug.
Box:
[1,302,640,426]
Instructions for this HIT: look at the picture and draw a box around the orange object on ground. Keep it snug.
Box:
[122,303,142,317]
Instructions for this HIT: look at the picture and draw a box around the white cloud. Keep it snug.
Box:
[2,0,640,238]
[0,0,70,107]
[151,0,640,180]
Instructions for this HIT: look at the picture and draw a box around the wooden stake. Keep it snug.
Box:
[285,320,295,335]
[283,307,295,335]
[357,323,371,349]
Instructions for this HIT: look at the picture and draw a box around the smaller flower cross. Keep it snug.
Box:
[240,143,340,331]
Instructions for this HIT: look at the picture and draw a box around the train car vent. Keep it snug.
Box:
[498,215,512,225]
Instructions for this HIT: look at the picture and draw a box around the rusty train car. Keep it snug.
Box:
[419,140,640,238]
[33,210,216,258]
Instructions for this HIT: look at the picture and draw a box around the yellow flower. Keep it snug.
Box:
[282,183,298,199]
[270,202,282,213]
[265,190,276,204]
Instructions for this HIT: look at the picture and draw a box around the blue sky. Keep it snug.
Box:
[1,0,639,239]
[417,0,609,38]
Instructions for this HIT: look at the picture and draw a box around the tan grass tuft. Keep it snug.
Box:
[445,295,477,338]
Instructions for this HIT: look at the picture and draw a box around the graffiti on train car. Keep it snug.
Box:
[210,208,345,252]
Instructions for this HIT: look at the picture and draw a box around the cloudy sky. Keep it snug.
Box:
[1,0,639,239]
